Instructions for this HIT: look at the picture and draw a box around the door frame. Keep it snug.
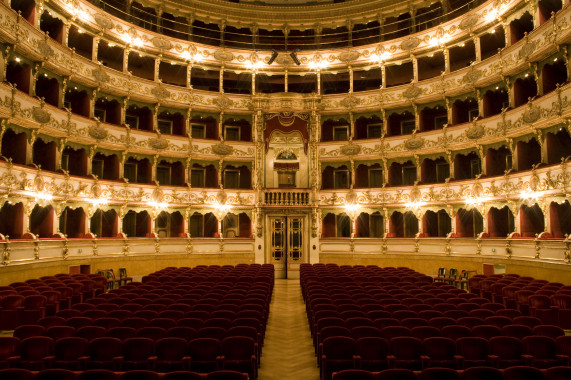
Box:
[264,211,309,279]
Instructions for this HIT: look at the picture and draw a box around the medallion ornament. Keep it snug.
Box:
[459,14,479,30]
[88,123,108,140]
[94,14,114,30]
[403,85,422,100]
[340,143,361,156]
[341,96,360,109]
[522,106,541,124]
[149,137,168,150]
[213,50,234,62]
[400,37,421,51]
[152,37,173,51]
[338,50,360,63]
[92,67,110,84]
[466,122,485,140]
[32,107,51,124]
[404,134,425,150]
[212,143,233,156]
[151,87,171,101]
[213,96,234,110]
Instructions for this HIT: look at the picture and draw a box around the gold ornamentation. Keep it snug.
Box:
[149,137,169,150]
[94,14,114,29]
[212,143,233,156]
[340,143,361,156]
[88,123,108,140]
[152,37,173,50]
[404,134,425,150]
[32,107,51,124]
[402,85,422,100]
[213,50,234,62]
[460,14,479,30]
[400,37,421,50]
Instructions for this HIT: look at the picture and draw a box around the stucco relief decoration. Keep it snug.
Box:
[32,107,51,124]
[403,85,422,100]
[91,183,102,198]
[33,175,45,193]
[149,137,169,150]
[340,143,361,156]
[152,187,164,203]
[523,106,541,124]
[213,50,234,62]
[346,191,358,205]
[518,41,536,60]
[152,37,173,51]
[338,50,360,63]
[151,86,171,101]
[410,187,421,202]
[459,14,480,30]
[213,96,234,110]
[88,123,108,140]
[472,182,484,198]
[466,122,485,139]
[212,143,233,156]
[91,67,110,84]
[276,55,294,65]
[400,37,421,51]
[529,173,540,191]
[462,68,483,85]
[94,14,114,30]
[216,190,227,205]
[341,96,360,109]
[37,41,54,58]
[404,134,425,150]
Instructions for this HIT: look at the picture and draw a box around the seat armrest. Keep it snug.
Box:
[43,355,55,368]
[216,355,224,369]
[113,356,124,371]
[353,355,361,368]
[8,356,21,367]
[453,355,465,369]
[555,354,569,365]
[488,354,499,367]
[78,356,89,370]
[521,354,533,365]
[386,355,396,369]
[420,355,430,369]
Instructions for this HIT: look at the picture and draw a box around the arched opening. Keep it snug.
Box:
[156,211,184,238]
[513,76,538,107]
[30,204,54,238]
[454,152,481,180]
[549,201,571,238]
[542,59,567,94]
[482,88,509,117]
[516,138,542,171]
[63,87,90,117]
[0,202,24,239]
[354,116,382,140]
[545,129,571,164]
[125,105,153,131]
[10,0,36,24]
[223,165,251,189]
[94,98,122,125]
[6,61,32,94]
[123,157,152,184]
[223,119,252,142]
[387,111,415,136]
[123,210,151,238]
[35,75,60,107]
[389,211,418,237]
[321,165,350,189]
[321,118,350,142]
[322,213,351,238]
[189,212,218,238]
[61,146,88,177]
[488,206,515,237]
[190,164,218,188]
[421,157,449,184]
[39,11,64,43]
[1,129,27,165]
[59,207,85,238]
[423,210,451,237]
[538,0,562,24]
[480,26,506,60]
[189,116,219,139]
[67,25,93,60]
[419,105,447,132]
[90,209,118,238]
[451,98,478,125]
[456,208,484,237]
[520,204,545,237]
[485,146,513,176]
[356,212,384,238]
[355,163,383,188]
[388,161,416,186]
[156,160,185,186]
[32,139,57,172]
[92,153,120,181]
[157,111,187,136]
[510,12,534,44]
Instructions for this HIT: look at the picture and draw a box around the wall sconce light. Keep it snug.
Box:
[290,50,301,65]
[268,50,278,65]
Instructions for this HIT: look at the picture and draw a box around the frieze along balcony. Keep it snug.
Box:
[263,189,311,206]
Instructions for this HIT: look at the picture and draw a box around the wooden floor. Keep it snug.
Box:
[258,279,319,380]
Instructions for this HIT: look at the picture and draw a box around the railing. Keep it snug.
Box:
[264,189,311,206]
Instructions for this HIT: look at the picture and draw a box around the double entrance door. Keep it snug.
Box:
[269,216,304,279]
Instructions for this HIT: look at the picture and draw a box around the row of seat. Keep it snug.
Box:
[468,275,571,329]
[0,274,110,330]
[319,335,571,380]
[0,368,248,380]
[331,366,571,380]
[300,265,571,380]
[0,335,258,377]
[13,323,262,344]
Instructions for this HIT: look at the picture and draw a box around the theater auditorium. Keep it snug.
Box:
[0,0,569,378]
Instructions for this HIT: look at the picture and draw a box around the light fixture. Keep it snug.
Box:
[268,50,278,65]
[290,50,301,65]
